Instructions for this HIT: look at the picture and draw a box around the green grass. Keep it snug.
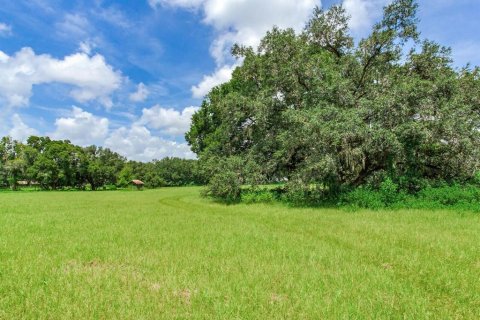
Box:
[1,187,479,319]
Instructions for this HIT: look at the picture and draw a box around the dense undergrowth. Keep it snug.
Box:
[239,181,480,212]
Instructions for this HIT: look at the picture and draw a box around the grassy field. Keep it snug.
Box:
[0,187,479,319]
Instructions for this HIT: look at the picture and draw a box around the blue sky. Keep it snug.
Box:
[0,0,479,161]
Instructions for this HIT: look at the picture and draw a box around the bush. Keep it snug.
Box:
[241,189,276,204]
[204,171,242,203]
[379,178,403,206]
[282,181,332,206]
[234,178,480,212]
[341,188,385,209]
[332,183,480,211]
[417,185,480,206]
[473,171,480,186]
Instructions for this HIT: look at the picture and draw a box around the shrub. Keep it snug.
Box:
[282,181,334,206]
[379,178,402,206]
[241,189,275,204]
[204,171,242,203]
[341,188,385,209]
[417,185,480,206]
[473,171,480,186]
[236,178,480,212]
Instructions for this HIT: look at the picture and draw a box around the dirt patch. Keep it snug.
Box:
[174,289,197,305]
[270,293,288,304]
[382,263,393,270]
[150,283,162,292]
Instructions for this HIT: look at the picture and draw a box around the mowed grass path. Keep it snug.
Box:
[0,188,479,319]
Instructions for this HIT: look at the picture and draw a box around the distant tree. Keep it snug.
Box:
[5,158,25,190]
[117,163,134,188]
[0,135,203,191]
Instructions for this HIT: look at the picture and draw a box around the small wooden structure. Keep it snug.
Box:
[131,180,145,190]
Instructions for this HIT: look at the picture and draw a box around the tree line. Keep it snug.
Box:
[186,0,480,202]
[0,136,204,190]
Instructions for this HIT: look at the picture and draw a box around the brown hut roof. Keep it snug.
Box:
[131,180,144,185]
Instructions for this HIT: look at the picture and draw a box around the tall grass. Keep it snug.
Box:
[0,187,479,318]
[242,183,480,212]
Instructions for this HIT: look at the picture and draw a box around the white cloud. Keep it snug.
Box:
[0,47,122,108]
[138,105,198,136]
[45,104,198,160]
[201,0,318,34]
[0,22,12,37]
[94,6,133,29]
[343,0,391,32]
[56,13,91,39]
[9,114,39,142]
[129,83,150,102]
[156,0,318,34]
[78,40,97,55]
[148,0,203,9]
[105,124,196,161]
[191,64,235,98]
[154,0,320,98]
[50,107,109,146]
[155,0,396,97]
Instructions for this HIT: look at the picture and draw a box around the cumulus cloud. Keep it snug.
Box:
[129,83,150,102]
[78,40,97,55]
[152,0,320,98]
[105,124,196,161]
[44,104,197,160]
[9,114,39,142]
[0,47,122,108]
[191,65,235,98]
[0,22,12,37]
[104,102,198,160]
[50,107,109,146]
[138,105,198,136]
[343,0,391,32]
[154,0,318,34]
[154,0,394,97]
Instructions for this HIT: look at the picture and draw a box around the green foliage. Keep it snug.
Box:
[342,187,386,210]
[117,164,134,187]
[473,171,480,186]
[281,182,328,206]
[379,178,402,205]
[0,135,205,191]
[241,188,277,204]
[202,157,243,202]
[187,0,480,203]
[238,181,480,212]
[416,185,480,207]
[125,157,205,188]
[204,170,242,203]
[341,184,480,211]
